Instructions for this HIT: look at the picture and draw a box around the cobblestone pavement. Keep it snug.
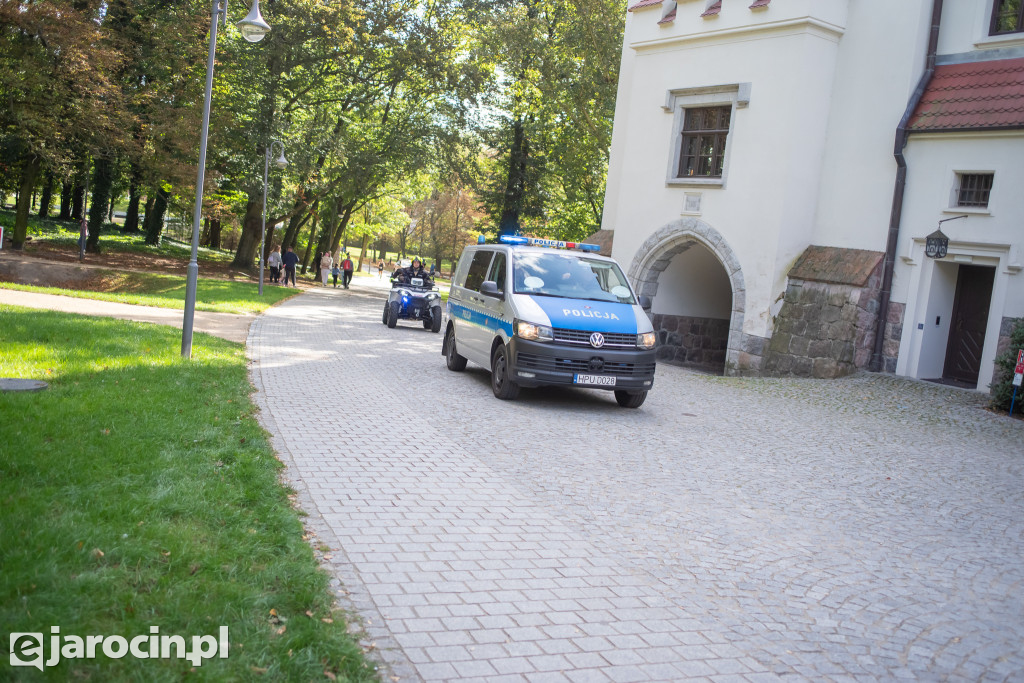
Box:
[248,282,1024,682]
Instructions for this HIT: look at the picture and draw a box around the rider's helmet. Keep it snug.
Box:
[412,257,422,268]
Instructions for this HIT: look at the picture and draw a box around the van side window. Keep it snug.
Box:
[464,250,492,291]
[487,253,506,293]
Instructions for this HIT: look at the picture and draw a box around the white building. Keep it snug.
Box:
[600,0,1024,391]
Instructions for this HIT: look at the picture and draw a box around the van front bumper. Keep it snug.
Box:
[509,337,656,391]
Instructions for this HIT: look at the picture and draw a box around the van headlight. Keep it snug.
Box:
[637,332,656,350]
[515,319,553,342]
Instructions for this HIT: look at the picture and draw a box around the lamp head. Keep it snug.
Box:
[237,0,271,42]
[274,149,288,169]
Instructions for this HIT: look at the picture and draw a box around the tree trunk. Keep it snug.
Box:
[59,181,73,220]
[498,118,528,236]
[200,217,211,247]
[300,209,320,274]
[71,179,85,220]
[330,202,355,254]
[123,177,141,232]
[209,219,222,250]
[86,158,114,253]
[37,172,54,219]
[279,195,309,252]
[143,186,169,245]
[356,233,370,273]
[231,195,263,269]
[12,158,42,250]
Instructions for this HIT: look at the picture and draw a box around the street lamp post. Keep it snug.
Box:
[259,140,288,295]
[181,0,271,358]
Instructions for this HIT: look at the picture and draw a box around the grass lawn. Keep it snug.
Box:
[0,307,377,681]
[0,271,298,315]
[0,210,233,265]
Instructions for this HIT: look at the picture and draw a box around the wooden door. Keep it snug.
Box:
[943,265,995,384]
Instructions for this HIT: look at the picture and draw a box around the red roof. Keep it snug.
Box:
[701,1,721,17]
[749,0,771,8]
[627,0,662,11]
[658,7,676,23]
[909,57,1024,132]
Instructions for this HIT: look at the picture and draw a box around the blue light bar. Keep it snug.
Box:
[499,235,601,252]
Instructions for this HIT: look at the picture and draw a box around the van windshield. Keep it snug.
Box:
[512,252,636,304]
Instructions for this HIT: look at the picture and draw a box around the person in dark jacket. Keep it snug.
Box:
[282,246,300,287]
[341,254,354,289]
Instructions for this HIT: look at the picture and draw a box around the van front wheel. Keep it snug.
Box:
[614,390,647,409]
[490,344,520,400]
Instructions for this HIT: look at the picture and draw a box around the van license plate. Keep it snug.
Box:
[574,374,616,386]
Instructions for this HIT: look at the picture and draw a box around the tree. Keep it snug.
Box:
[0,0,125,248]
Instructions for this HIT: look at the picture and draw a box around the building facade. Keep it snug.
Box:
[601,0,1024,391]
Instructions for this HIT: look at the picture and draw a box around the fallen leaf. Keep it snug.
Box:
[324,672,336,681]
[305,610,314,618]
[91,548,104,559]
[275,625,286,635]
[250,666,267,674]
[321,618,333,624]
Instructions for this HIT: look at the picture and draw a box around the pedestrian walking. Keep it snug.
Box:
[267,245,282,284]
[282,245,299,287]
[320,251,333,286]
[331,262,341,287]
[342,253,354,289]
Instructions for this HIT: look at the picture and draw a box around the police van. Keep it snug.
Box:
[441,236,657,408]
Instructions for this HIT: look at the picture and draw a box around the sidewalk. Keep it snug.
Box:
[0,289,254,343]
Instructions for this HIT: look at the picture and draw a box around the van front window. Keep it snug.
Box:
[513,253,636,304]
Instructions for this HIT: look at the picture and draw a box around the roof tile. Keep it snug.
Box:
[658,7,676,24]
[909,57,1024,132]
[749,0,771,8]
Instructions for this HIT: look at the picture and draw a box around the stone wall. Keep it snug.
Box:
[651,313,729,371]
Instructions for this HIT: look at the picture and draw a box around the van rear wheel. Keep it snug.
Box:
[614,390,647,409]
[490,344,520,400]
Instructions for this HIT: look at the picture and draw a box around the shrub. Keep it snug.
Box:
[990,317,1024,415]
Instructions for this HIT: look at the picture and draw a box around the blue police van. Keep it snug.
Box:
[441,236,657,408]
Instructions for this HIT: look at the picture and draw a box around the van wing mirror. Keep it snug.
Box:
[638,295,652,309]
[480,280,504,300]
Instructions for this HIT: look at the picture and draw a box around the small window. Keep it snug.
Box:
[956,173,994,208]
[678,106,731,178]
[487,252,506,293]
[991,0,1024,34]
[464,250,492,291]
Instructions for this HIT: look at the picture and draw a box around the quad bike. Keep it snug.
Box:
[382,274,443,332]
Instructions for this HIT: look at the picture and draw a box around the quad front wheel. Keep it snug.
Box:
[430,307,442,333]
[382,301,389,325]
[387,301,399,328]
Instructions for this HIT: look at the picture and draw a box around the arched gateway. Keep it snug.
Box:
[626,218,751,375]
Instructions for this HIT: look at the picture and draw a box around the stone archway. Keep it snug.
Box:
[627,218,755,375]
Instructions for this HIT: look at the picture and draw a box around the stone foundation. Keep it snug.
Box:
[651,313,729,371]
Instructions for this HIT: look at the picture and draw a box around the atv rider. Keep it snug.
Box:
[395,257,429,285]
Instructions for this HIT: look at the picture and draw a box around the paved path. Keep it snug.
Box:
[0,289,254,343]
[248,282,1024,682]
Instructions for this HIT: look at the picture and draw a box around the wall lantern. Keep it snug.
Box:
[925,215,968,259]
[924,229,949,259]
